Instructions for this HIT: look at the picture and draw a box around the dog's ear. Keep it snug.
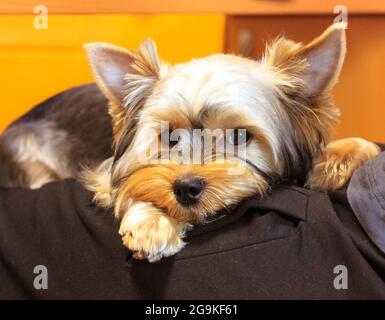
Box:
[84,39,161,115]
[264,23,346,98]
[299,22,346,97]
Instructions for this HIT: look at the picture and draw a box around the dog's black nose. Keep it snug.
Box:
[173,178,205,206]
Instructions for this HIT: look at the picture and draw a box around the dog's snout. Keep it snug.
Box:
[173,178,205,206]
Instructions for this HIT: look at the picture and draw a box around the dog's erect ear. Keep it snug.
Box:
[84,39,161,110]
[84,40,163,146]
[264,23,346,98]
[299,23,346,97]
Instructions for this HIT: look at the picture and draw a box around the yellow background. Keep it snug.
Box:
[1,14,385,143]
[0,14,224,131]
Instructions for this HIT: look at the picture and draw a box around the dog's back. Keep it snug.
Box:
[0,84,113,188]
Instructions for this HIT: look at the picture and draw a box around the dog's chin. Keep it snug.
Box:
[113,161,269,222]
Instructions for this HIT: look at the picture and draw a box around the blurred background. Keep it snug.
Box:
[0,0,385,141]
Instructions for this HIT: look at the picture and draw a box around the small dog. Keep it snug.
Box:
[0,23,380,262]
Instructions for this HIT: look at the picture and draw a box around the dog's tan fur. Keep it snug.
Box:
[80,23,380,262]
[308,138,380,190]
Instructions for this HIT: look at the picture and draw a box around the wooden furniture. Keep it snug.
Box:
[225,15,385,142]
[1,0,385,14]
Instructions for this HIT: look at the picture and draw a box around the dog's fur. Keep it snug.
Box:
[0,23,380,261]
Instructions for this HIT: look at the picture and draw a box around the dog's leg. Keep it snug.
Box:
[18,160,61,189]
[0,121,74,188]
[118,201,188,262]
[307,138,380,191]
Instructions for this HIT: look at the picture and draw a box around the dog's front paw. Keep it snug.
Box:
[119,202,186,262]
[307,138,380,191]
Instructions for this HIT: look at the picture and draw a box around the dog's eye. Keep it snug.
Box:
[228,129,252,146]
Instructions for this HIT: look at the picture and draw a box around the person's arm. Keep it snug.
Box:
[347,151,385,255]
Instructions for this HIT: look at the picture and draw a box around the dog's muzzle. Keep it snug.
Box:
[173,178,206,207]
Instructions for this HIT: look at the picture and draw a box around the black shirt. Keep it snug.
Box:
[0,177,384,299]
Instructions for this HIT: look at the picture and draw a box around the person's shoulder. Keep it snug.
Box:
[0,178,96,223]
[0,178,88,201]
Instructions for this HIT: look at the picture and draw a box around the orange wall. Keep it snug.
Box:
[0,14,225,131]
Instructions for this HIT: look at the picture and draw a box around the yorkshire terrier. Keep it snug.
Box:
[0,23,380,262]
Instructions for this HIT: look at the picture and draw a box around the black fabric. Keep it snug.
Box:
[0,179,385,299]
[347,151,385,254]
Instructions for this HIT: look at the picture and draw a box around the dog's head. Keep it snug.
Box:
[84,23,346,222]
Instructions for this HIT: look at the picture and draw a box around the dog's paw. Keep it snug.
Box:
[119,202,186,262]
[307,138,380,191]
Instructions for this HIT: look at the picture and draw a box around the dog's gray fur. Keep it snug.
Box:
[0,84,113,188]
